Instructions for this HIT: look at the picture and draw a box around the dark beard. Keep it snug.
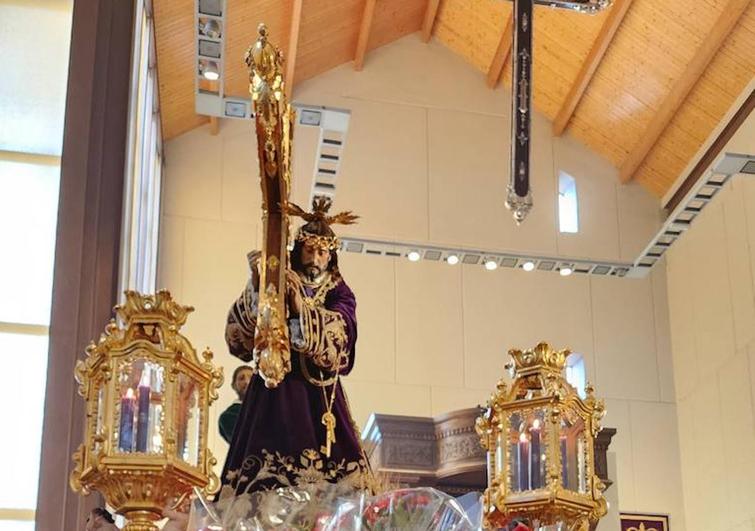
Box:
[302,264,323,281]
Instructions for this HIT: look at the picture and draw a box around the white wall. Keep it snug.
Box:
[292,35,661,263]
[157,34,683,525]
[666,175,755,531]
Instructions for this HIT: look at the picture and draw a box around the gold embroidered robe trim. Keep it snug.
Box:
[221,447,373,496]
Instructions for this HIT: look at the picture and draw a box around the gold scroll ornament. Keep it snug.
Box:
[245,24,294,388]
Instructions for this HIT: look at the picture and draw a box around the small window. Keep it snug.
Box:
[558,171,579,233]
[565,353,586,399]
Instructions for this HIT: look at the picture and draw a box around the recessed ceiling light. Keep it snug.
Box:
[407,251,421,262]
[446,254,459,265]
[199,18,222,39]
[522,261,535,272]
[200,60,219,80]
[484,259,498,271]
[560,267,573,277]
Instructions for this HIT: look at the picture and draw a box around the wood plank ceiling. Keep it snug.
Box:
[154,0,755,198]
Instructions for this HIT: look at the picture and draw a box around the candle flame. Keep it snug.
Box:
[125,388,135,399]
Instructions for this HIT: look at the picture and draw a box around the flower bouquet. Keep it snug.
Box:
[186,485,478,530]
[323,488,474,530]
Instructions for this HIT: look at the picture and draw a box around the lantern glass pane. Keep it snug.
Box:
[508,409,547,492]
[116,358,165,454]
[176,373,201,466]
[95,384,105,454]
[559,415,586,492]
[495,428,505,477]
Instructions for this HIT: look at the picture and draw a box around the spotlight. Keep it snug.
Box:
[484,259,498,271]
[199,18,222,39]
[407,251,421,262]
[446,254,459,265]
[559,266,573,277]
[522,261,535,272]
[200,60,219,80]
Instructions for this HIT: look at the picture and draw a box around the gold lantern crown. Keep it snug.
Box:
[117,290,194,327]
[508,342,570,375]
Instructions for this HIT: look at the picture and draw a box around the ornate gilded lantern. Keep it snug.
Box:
[70,291,223,531]
[476,342,607,530]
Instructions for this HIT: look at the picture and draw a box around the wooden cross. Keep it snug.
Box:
[505,0,611,224]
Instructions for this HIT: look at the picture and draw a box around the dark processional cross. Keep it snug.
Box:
[504,0,612,224]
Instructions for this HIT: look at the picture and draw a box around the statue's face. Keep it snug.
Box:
[300,242,331,281]
[233,368,254,399]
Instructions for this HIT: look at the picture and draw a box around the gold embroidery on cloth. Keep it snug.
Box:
[222,447,373,496]
[299,306,349,370]
[300,272,339,305]
[294,272,350,372]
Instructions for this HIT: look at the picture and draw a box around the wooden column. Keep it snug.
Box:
[35,1,134,529]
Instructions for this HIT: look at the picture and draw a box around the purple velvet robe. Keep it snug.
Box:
[219,272,372,496]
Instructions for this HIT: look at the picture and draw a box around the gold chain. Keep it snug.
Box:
[319,363,341,457]
[300,272,338,306]
[296,272,343,457]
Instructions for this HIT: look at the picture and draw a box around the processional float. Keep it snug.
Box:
[68,13,613,529]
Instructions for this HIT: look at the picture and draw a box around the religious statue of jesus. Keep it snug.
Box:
[219,197,374,496]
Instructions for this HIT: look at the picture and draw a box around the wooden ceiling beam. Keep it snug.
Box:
[552,0,634,136]
[421,0,441,43]
[665,89,755,212]
[486,14,513,89]
[354,0,377,71]
[285,0,304,98]
[619,0,751,183]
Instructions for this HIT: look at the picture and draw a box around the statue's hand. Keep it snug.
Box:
[286,269,304,316]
